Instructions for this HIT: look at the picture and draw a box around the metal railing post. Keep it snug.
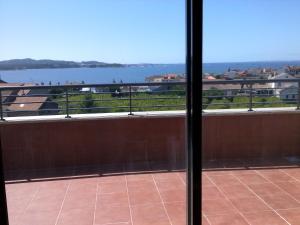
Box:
[128,86,133,115]
[65,88,71,118]
[248,84,254,111]
[0,90,5,121]
[297,82,300,110]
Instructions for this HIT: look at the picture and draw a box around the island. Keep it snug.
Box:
[0,58,125,70]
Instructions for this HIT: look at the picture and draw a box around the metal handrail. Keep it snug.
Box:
[0,81,186,91]
[0,81,186,119]
[1,79,300,120]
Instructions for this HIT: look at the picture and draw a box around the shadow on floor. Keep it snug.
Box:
[5,160,186,184]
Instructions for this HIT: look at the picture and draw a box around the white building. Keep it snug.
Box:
[270,73,297,96]
[80,87,97,93]
[279,86,298,101]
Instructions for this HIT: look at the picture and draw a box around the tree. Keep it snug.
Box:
[50,88,64,99]
[81,93,96,113]
[203,87,224,101]
[109,79,121,97]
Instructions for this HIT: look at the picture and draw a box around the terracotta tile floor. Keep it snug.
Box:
[5,171,186,225]
[5,158,300,225]
[203,166,300,225]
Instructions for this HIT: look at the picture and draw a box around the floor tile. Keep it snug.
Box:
[278,208,300,225]
[126,174,153,182]
[247,183,283,196]
[202,198,236,216]
[155,179,185,191]
[275,181,300,195]
[202,186,224,200]
[229,197,269,213]
[165,202,186,225]
[62,191,96,210]
[160,189,186,203]
[260,193,300,210]
[99,181,127,194]
[206,213,249,225]
[94,204,131,225]
[257,170,297,182]
[131,203,171,225]
[56,208,94,225]
[202,216,210,225]
[202,175,214,187]
[243,210,288,225]
[128,188,161,205]
[16,209,59,225]
[208,174,241,186]
[98,192,129,205]
[219,184,254,199]
[235,173,268,185]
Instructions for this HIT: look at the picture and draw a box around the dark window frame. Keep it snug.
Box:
[186,0,202,225]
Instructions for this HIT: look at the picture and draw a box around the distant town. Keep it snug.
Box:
[1,63,300,117]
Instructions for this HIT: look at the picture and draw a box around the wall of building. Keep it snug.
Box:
[0,115,185,172]
[202,112,300,160]
[1,112,300,174]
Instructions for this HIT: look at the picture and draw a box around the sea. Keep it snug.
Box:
[1,61,300,84]
[0,64,185,84]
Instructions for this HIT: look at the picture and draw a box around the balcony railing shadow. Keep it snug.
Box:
[203,157,300,172]
[5,161,186,184]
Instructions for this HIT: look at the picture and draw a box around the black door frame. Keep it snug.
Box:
[0,136,9,225]
[186,0,202,225]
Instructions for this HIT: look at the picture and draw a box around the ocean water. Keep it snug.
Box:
[203,61,300,74]
[1,61,300,84]
[0,64,185,84]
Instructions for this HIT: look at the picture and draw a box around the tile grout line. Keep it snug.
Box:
[54,180,71,225]
[279,169,300,183]
[92,178,100,225]
[151,174,173,225]
[203,214,212,225]
[125,175,134,225]
[101,222,130,225]
[176,172,186,186]
[254,170,300,205]
[15,183,42,225]
[205,174,252,225]
[231,172,291,225]
[253,170,300,219]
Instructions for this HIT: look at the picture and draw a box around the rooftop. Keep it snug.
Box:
[7,96,48,111]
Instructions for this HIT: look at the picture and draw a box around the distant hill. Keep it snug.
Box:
[0,58,124,70]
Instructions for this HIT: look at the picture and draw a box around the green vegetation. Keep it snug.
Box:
[53,91,186,114]
[51,87,297,115]
[204,96,296,109]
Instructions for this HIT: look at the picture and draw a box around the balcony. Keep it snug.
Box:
[2,80,300,225]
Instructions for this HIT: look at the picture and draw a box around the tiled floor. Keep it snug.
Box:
[6,159,300,225]
[203,167,300,225]
[5,171,186,225]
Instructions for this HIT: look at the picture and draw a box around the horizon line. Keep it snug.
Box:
[0,58,185,65]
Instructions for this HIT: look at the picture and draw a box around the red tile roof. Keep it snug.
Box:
[7,96,48,111]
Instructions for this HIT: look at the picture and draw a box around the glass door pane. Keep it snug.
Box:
[203,1,300,224]
[0,1,187,225]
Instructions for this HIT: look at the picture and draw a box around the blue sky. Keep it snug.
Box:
[0,0,185,63]
[204,0,300,63]
[1,0,300,63]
